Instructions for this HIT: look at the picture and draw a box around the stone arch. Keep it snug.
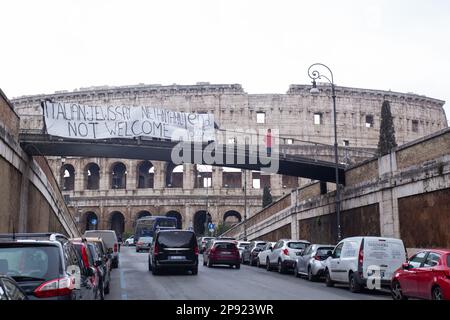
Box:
[83,211,99,232]
[84,162,100,190]
[222,167,242,188]
[166,211,183,229]
[111,162,127,189]
[109,211,125,238]
[60,164,75,191]
[137,161,154,188]
[166,163,183,188]
[193,210,212,235]
[223,210,242,226]
[133,210,152,228]
[194,164,212,188]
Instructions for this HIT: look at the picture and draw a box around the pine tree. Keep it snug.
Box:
[262,186,273,208]
[377,100,397,156]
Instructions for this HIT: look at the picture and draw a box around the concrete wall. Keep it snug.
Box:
[0,89,79,237]
[222,128,450,251]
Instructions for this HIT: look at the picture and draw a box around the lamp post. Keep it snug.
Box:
[243,169,248,241]
[198,170,210,236]
[307,63,342,241]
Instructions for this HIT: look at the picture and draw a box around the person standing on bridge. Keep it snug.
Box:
[264,129,273,157]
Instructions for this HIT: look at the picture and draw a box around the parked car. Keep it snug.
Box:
[0,233,96,300]
[391,249,450,300]
[256,242,276,268]
[124,236,135,246]
[294,244,335,281]
[149,230,199,275]
[267,239,311,273]
[324,236,407,293]
[83,237,111,295]
[70,240,101,300]
[236,241,250,259]
[203,240,240,269]
[0,274,28,300]
[198,237,215,253]
[83,230,120,268]
[242,241,267,266]
[136,236,153,252]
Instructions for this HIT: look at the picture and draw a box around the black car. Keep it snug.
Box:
[148,230,198,275]
[241,241,267,266]
[0,233,96,300]
[0,274,28,300]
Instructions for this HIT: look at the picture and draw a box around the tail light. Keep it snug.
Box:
[34,276,74,298]
[210,247,216,255]
[283,249,289,256]
[314,255,322,261]
[114,243,118,253]
[358,241,364,272]
[81,246,90,267]
[154,244,159,255]
[137,242,143,246]
[194,245,199,256]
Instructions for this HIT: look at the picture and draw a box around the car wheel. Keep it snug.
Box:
[148,260,152,271]
[432,286,443,300]
[325,269,334,287]
[307,266,316,282]
[278,260,285,274]
[191,267,198,275]
[235,264,240,270]
[349,272,362,293]
[250,257,255,266]
[294,264,301,278]
[152,266,159,275]
[391,281,407,300]
[266,258,272,271]
[104,280,110,295]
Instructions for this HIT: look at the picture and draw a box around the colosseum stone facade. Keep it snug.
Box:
[11,83,447,238]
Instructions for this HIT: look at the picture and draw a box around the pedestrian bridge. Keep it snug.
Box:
[19,133,346,184]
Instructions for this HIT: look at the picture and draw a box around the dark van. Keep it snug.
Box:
[148,230,198,275]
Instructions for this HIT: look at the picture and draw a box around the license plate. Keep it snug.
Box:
[221,252,232,255]
[168,255,185,260]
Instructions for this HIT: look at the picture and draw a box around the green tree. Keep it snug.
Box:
[377,100,397,156]
[214,222,233,237]
[262,186,273,208]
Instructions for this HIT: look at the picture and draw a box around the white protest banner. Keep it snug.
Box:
[42,101,215,142]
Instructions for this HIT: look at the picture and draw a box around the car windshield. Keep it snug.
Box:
[288,242,308,250]
[157,232,195,248]
[239,244,249,249]
[256,243,266,248]
[0,245,61,281]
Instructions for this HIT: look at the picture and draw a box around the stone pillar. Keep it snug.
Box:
[74,160,84,192]
[100,159,109,191]
[126,160,136,190]
[185,204,193,230]
[18,155,31,232]
[213,167,222,190]
[184,164,194,190]
[290,190,299,239]
[153,161,165,190]
[377,152,399,238]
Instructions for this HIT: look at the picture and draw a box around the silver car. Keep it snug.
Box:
[237,241,250,259]
[136,236,153,252]
[294,244,335,281]
[266,239,310,273]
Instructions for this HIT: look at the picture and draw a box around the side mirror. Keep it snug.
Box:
[87,267,95,277]
[326,250,333,257]
[402,262,410,270]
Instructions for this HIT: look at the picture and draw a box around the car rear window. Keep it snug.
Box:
[0,245,61,281]
[316,247,334,256]
[83,232,116,247]
[215,243,236,250]
[288,242,308,250]
[157,232,195,248]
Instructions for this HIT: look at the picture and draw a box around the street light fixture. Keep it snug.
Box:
[307,63,342,241]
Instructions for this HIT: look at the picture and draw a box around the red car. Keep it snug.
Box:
[203,240,240,269]
[391,249,450,300]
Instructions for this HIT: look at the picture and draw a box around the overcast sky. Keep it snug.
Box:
[1,0,449,121]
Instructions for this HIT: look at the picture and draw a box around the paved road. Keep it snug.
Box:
[106,246,391,300]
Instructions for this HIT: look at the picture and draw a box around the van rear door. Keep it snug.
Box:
[363,238,406,282]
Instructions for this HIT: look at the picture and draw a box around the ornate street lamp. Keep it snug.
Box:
[307,63,342,241]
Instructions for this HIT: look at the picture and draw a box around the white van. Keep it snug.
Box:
[324,236,407,293]
[84,230,120,268]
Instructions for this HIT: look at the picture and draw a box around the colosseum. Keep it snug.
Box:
[11,82,447,238]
